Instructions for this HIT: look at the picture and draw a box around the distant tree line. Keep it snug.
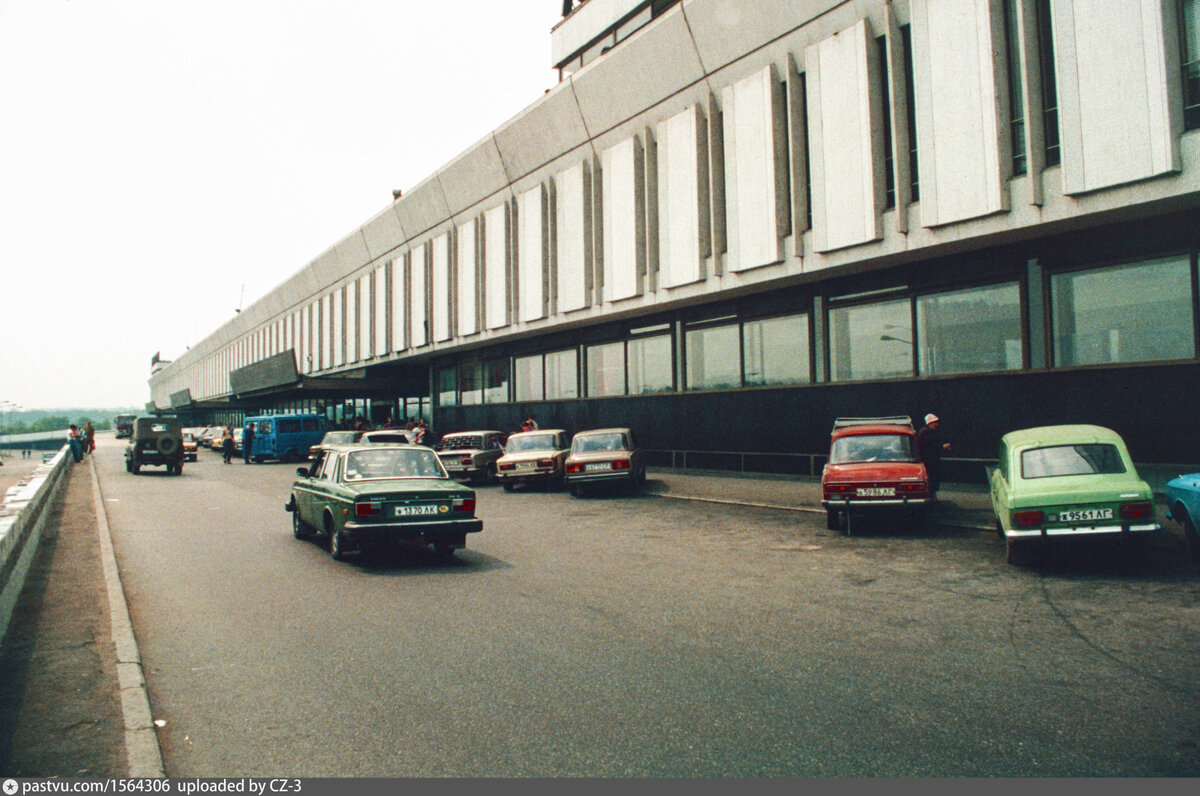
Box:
[0,408,141,436]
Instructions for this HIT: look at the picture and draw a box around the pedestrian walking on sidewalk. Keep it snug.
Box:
[917,413,950,496]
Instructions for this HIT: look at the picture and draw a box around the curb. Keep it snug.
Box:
[648,491,996,532]
[87,457,166,778]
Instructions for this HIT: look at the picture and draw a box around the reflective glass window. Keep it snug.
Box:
[829,298,913,381]
[587,342,626,397]
[437,368,457,407]
[627,335,673,394]
[685,324,740,390]
[484,359,510,404]
[1051,257,1194,367]
[546,350,578,399]
[918,283,1022,375]
[459,362,483,406]
[514,355,544,402]
[743,314,810,386]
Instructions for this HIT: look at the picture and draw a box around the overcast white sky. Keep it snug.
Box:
[0,0,565,410]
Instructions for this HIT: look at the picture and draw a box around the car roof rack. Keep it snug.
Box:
[832,416,914,431]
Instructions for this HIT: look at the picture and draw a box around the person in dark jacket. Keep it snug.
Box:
[222,424,235,464]
[917,413,950,495]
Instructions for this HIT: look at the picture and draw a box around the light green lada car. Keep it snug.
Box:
[988,425,1159,565]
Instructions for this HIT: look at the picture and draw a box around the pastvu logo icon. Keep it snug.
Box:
[3,779,18,795]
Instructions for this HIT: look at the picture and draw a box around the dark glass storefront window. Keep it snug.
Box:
[459,362,483,406]
[917,283,1023,375]
[546,349,579,399]
[1052,257,1194,367]
[829,298,913,382]
[743,314,810,386]
[437,368,457,407]
[627,334,673,394]
[686,324,740,390]
[484,359,510,403]
[515,355,544,402]
[587,342,626,397]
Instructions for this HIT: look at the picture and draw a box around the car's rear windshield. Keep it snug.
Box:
[323,431,359,444]
[507,434,558,452]
[342,448,446,481]
[441,435,482,450]
[1020,444,1126,479]
[364,433,410,444]
[572,433,626,453]
[829,433,918,464]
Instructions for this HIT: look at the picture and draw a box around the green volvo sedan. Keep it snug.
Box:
[988,425,1159,565]
[286,444,482,561]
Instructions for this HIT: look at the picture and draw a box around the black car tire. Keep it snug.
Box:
[326,514,348,561]
[569,484,582,497]
[131,463,141,475]
[1181,510,1200,561]
[125,459,132,473]
[433,541,455,561]
[826,509,846,532]
[486,462,497,484]
[1006,537,1036,566]
[502,481,515,492]
[292,507,312,539]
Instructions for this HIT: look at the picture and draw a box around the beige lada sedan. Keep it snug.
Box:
[495,429,569,492]
[564,427,645,496]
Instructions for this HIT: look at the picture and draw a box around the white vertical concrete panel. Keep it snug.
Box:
[390,258,407,352]
[346,282,358,363]
[723,66,783,270]
[333,289,344,367]
[374,265,389,357]
[358,274,371,360]
[658,105,704,288]
[556,162,588,313]
[519,185,546,323]
[457,219,478,336]
[485,205,509,330]
[432,234,451,342]
[1053,0,1180,194]
[411,244,428,348]
[602,136,641,302]
[912,0,1008,227]
[806,20,883,253]
[321,294,332,371]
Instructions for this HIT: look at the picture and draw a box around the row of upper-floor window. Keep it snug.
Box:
[433,252,1200,406]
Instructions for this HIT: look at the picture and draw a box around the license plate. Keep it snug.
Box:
[1058,508,1114,523]
[516,462,537,470]
[394,505,437,517]
[585,462,611,472]
[857,487,895,497]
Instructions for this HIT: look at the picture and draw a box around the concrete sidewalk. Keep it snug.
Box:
[644,468,999,530]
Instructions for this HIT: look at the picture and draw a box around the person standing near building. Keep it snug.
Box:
[243,421,256,464]
[917,413,950,496]
[222,423,235,464]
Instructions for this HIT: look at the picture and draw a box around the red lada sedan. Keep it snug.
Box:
[821,416,932,533]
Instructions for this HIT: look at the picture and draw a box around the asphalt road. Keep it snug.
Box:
[92,436,1200,777]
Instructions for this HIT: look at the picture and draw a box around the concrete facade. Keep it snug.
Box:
[151,0,1200,473]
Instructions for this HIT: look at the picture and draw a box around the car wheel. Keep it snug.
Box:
[486,462,497,484]
[1181,510,1200,561]
[132,463,141,475]
[433,541,455,562]
[125,459,132,473]
[292,506,312,539]
[1006,537,1037,566]
[826,509,846,532]
[502,481,515,492]
[326,514,348,561]
[569,484,582,497]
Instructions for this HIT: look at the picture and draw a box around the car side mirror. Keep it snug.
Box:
[297,467,310,478]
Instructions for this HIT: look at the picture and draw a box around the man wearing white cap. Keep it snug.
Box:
[917,413,950,496]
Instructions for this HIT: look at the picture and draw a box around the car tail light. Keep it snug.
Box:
[499,463,514,471]
[612,459,631,470]
[825,484,853,494]
[567,463,583,474]
[355,501,381,516]
[460,456,472,466]
[452,497,475,513]
[1120,502,1153,520]
[1013,510,1044,527]
[898,482,927,493]
[538,459,553,467]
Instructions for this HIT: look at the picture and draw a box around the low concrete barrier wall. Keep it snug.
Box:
[0,445,73,647]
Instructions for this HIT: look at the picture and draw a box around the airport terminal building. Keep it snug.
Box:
[148,0,1200,481]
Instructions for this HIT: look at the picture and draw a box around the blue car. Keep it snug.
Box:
[1165,472,1200,560]
[244,413,328,463]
